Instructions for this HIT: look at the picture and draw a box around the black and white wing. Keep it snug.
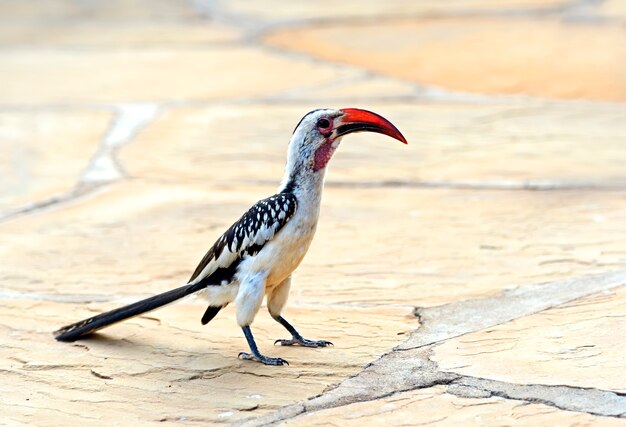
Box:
[53,193,298,340]
[188,192,298,287]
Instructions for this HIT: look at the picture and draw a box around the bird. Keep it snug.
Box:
[54,108,407,366]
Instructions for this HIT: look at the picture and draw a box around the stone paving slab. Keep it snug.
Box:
[432,285,626,393]
[265,19,626,101]
[0,49,352,105]
[0,109,111,213]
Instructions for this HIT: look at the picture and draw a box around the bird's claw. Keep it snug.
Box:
[274,338,333,348]
[238,352,289,366]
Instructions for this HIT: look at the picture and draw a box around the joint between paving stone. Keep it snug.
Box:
[237,270,626,425]
[80,103,160,184]
[447,376,626,418]
[0,104,160,223]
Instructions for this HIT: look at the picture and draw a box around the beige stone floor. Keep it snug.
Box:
[1,1,625,426]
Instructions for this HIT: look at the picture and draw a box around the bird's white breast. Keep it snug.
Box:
[243,196,320,290]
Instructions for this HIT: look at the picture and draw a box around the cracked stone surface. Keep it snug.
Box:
[432,285,626,392]
[282,386,626,426]
[2,0,626,425]
[2,300,412,425]
[241,273,626,426]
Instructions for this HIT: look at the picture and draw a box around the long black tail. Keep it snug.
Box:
[54,282,205,342]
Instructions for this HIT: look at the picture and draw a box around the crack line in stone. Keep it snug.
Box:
[235,270,626,425]
[0,103,160,223]
[448,375,626,418]
[238,178,626,192]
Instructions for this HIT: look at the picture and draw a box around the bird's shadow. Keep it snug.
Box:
[69,332,230,366]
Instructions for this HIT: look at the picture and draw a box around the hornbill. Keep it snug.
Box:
[55,108,407,366]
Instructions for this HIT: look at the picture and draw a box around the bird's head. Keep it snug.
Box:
[287,108,407,174]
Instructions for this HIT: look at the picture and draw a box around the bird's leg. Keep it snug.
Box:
[238,326,288,366]
[273,315,333,348]
[267,277,332,348]
[236,272,288,365]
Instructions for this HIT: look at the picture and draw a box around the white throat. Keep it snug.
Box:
[278,135,327,207]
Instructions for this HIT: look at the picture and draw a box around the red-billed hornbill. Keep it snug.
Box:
[55,108,407,366]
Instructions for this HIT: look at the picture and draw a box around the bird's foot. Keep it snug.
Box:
[274,337,333,348]
[238,351,289,366]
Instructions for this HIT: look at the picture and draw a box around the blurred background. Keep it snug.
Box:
[1,1,625,425]
[1,0,625,213]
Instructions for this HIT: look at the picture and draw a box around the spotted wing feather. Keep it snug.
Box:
[188,193,298,286]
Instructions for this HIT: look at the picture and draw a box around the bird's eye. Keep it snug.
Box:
[316,118,331,129]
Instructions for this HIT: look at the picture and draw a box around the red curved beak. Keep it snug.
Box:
[337,108,407,144]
